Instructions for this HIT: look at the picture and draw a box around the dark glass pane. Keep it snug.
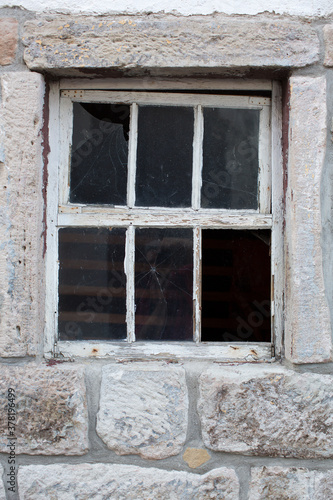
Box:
[58,227,126,340]
[201,108,259,209]
[201,229,271,342]
[70,103,130,205]
[135,228,193,340]
[135,106,194,207]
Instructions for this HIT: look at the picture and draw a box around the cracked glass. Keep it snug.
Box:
[70,102,130,205]
[58,227,127,341]
[201,108,259,209]
[135,228,193,341]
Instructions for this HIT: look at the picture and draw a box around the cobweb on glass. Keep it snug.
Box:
[135,228,193,341]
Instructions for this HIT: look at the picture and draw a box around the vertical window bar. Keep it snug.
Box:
[193,226,202,343]
[59,97,73,205]
[125,225,135,342]
[271,81,283,356]
[46,82,61,355]
[127,103,138,208]
[258,104,272,214]
[192,105,204,210]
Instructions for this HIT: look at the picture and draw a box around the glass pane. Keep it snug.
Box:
[58,227,126,340]
[201,108,259,209]
[70,102,130,205]
[135,228,193,341]
[201,229,271,342]
[135,106,194,207]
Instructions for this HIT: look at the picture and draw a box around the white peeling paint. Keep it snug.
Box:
[0,0,332,16]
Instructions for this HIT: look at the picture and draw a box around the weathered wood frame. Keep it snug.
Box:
[45,79,283,362]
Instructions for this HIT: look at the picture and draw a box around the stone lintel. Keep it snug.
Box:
[23,15,319,74]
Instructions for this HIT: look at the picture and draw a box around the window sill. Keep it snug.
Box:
[50,340,274,362]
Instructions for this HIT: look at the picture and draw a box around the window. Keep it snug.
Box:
[46,80,282,361]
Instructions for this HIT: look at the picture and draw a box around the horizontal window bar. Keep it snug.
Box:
[61,90,271,108]
[60,78,273,91]
[58,212,272,229]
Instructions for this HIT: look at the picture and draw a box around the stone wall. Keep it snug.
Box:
[0,6,333,499]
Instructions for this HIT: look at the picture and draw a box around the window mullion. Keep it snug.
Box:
[192,105,204,210]
[258,104,272,214]
[193,226,202,343]
[127,103,138,208]
[125,225,135,342]
[59,97,73,205]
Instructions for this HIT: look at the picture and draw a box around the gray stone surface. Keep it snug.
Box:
[96,363,188,459]
[314,469,333,499]
[0,364,88,455]
[249,467,333,500]
[324,25,333,66]
[18,463,239,499]
[198,365,333,458]
[23,14,319,73]
[0,466,6,500]
[0,72,45,357]
[285,76,332,364]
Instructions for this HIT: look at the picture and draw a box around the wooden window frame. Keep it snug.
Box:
[45,78,283,362]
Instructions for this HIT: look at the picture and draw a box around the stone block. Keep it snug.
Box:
[324,25,333,66]
[285,76,332,363]
[198,365,333,458]
[0,466,5,500]
[0,18,18,65]
[96,363,188,459]
[0,72,45,357]
[18,463,239,499]
[249,467,333,500]
[23,15,319,73]
[0,364,88,455]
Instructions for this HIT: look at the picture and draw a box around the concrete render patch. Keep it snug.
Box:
[183,447,211,468]
[18,463,240,499]
[1,0,333,16]
[0,364,89,455]
[96,363,188,459]
[198,365,333,458]
[285,76,332,364]
[0,72,45,357]
[23,14,319,73]
[249,467,333,500]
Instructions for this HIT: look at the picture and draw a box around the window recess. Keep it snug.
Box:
[46,83,283,361]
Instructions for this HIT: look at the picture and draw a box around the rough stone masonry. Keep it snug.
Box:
[0,6,333,499]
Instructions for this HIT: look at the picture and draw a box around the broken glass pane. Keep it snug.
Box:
[70,102,130,205]
[201,229,271,342]
[201,108,259,209]
[135,106,194,207]
[135,228,193,341]
[58,227,126,340]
